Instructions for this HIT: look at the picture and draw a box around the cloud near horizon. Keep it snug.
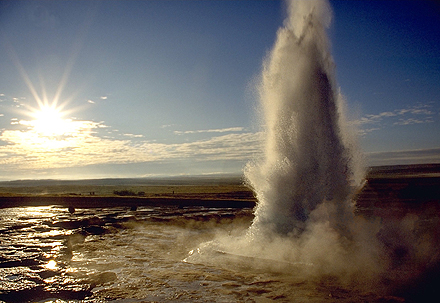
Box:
[173,127,245,135]
[0,122,262,173]
[0,96,438,178]
[366,148,440,166]
[0,116,439,177]
[354,103,436,135]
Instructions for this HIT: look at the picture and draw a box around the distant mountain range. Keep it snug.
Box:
[0,163,439,188]
[0,173,245,187]
[367,163,440,177]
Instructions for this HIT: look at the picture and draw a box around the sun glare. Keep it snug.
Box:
[6,41,99,153]
[17,103,83,141]
[31,105,73,137]
[11,101,96,150]
[45,260,57,270]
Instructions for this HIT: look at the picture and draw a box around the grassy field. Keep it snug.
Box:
[0,184,254,200]
[0,164,439,209]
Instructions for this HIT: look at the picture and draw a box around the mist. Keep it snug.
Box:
[185,0,440,298]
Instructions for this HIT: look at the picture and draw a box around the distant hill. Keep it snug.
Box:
[367,163,440,178]
[1,163,439,189]
[0,173,245,188]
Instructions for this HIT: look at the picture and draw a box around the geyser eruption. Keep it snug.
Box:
[245,0,363,238]
[187,2,439,298]
[187,0,374,279]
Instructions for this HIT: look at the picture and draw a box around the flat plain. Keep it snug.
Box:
[0,164,439,302]
[0,164,439,210]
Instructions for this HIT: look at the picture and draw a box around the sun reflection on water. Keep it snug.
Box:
[45,260,57,270]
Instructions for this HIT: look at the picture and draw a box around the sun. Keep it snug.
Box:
[7,45,98,151]
[13,101,93,149]
[31,105,72,137]
[23,104,79,138]
[45,260,57,270]
[7,101,97,152]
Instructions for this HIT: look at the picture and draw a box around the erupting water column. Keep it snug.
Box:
[245,0,363,238]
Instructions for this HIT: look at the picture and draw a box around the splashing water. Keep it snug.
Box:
[245,0,363,238]
[187,1,440,296]
[185,0,370,276]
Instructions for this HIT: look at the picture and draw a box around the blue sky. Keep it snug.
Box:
[0,0,439,180]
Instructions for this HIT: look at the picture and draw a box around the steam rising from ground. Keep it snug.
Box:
[187,0,372,276]
[240,0,372,277]
[186,0,439,295]
[245,0,362,238]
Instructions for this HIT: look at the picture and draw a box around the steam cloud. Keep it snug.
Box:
[239,0,375,278]
[186,0,440,298]
[244,0,362,238]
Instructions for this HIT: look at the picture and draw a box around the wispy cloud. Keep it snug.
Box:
[123,133,144,138]
[0,121,261,172]
[161,124,176,129]
[393,117,434,126]
[164,132,262,161]
[174,127,245,135]
[367,148,440,166]
[0,119,105,156]
[354,103,437,135]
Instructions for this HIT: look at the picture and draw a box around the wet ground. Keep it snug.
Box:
[0,206,256,302]
[1,200,439,302]
[1,168,440,302]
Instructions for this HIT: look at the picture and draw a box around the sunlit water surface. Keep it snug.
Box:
[1,205,438,303]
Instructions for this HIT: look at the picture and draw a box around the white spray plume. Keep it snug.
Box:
[185,3,440,297]
[184,0,372,276]
[245,0,363,238]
